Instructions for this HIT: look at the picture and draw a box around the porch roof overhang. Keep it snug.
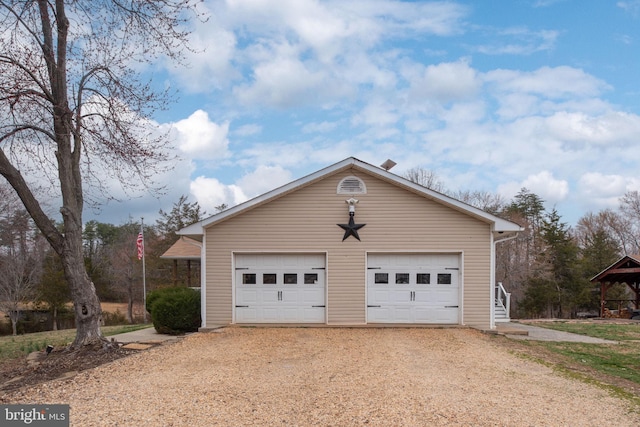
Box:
[160,236,202,260]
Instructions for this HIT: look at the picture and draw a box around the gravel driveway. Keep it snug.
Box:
[6,327,640,426]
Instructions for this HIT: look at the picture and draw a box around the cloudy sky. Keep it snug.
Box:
[91,0,640,226]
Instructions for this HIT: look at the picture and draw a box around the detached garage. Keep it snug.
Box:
[179,157,522,330]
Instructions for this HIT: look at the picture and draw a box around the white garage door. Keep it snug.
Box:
[367,253,460,324]
[235,254,325,323]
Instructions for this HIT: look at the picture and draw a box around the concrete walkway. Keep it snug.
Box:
[107,326,184,344]
[495,322,618,344]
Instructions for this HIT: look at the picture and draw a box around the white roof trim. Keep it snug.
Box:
[178,157,523,238]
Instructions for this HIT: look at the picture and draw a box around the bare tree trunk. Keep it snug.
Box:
[127,279,134,324]
[52,306,58,331]
[10,313,18,336]
[69,279,103,346]
[61,244,104,346]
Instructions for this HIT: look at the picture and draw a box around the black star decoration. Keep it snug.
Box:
[337,212,366,241]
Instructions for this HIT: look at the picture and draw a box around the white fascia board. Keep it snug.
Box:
[177,156,523,236]
[352,160,523,232]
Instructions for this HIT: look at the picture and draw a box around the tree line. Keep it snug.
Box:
[404,166,639,318]
[0,193,206,335]
[3,167,638,335]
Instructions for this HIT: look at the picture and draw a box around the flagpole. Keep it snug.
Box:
[141,217,147,323]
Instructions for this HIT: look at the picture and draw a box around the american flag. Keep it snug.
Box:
[136,231,144,260]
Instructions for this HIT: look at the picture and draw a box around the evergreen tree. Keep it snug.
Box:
[37,252,71,331]
[156,195,206,253]
[522,209,582,317]
[498,188,546,315]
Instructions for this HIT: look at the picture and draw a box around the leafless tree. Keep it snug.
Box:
[106,224,143,324]
[0,1,200,347]
[0,208,46,335]
[575,210,629,254]
[619,192,640,254]
[403,166,446,192]
[450,189,506,215]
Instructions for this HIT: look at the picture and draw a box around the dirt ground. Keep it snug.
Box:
[0,341,138,392]
[2,327,640,426]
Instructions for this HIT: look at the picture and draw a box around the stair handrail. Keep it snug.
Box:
[495,282,511,316]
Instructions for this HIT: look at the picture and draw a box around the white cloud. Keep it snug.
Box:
[302,121,340,134]
[169,0,467,108]
[225,0,467,50]
[233,50,330,108]
[580,173,628,195]
[577,173,640,210]
[533,0,566,6]
[351,98,400,129]
[190,176,247,213]
[545,111,640,146]
[165,1,239,92]
[233,124,262,137]
[485,66,610,99]
[237,165,293,198]
[498,171,569,205]
[172,110,230,160]
[189,164,292,212]
[475,28,559,55]
[617,1,640,15]
[407,59,481,104]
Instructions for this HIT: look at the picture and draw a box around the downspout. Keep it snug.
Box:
[200,233,206,329]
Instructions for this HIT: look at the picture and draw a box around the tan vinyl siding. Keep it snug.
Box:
[204,166,493,328]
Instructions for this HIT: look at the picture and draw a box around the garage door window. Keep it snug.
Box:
[437,273,452,285]
[417,273,430,284]
[396,273,410,284]
[263,273,277,284]
[375,273,388,284]
[304,273,318,284]
[243,273,256,285]
[284,273,298,284]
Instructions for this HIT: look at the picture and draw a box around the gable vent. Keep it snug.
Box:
[337,176,367,194]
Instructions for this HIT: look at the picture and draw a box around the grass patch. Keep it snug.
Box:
[0,324,151,363]
[508,321,640,399]
[540,341,640,384]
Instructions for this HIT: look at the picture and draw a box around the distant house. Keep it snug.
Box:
[179,157,522,330]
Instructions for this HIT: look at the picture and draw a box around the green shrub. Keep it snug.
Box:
[146,287,200,335]
[146,286,187,314]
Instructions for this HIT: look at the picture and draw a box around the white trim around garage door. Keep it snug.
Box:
[232,252,328,324]
[365,251,463,324]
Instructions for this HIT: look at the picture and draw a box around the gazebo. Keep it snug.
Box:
[160,236,202,287]
[590,254,640,317]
